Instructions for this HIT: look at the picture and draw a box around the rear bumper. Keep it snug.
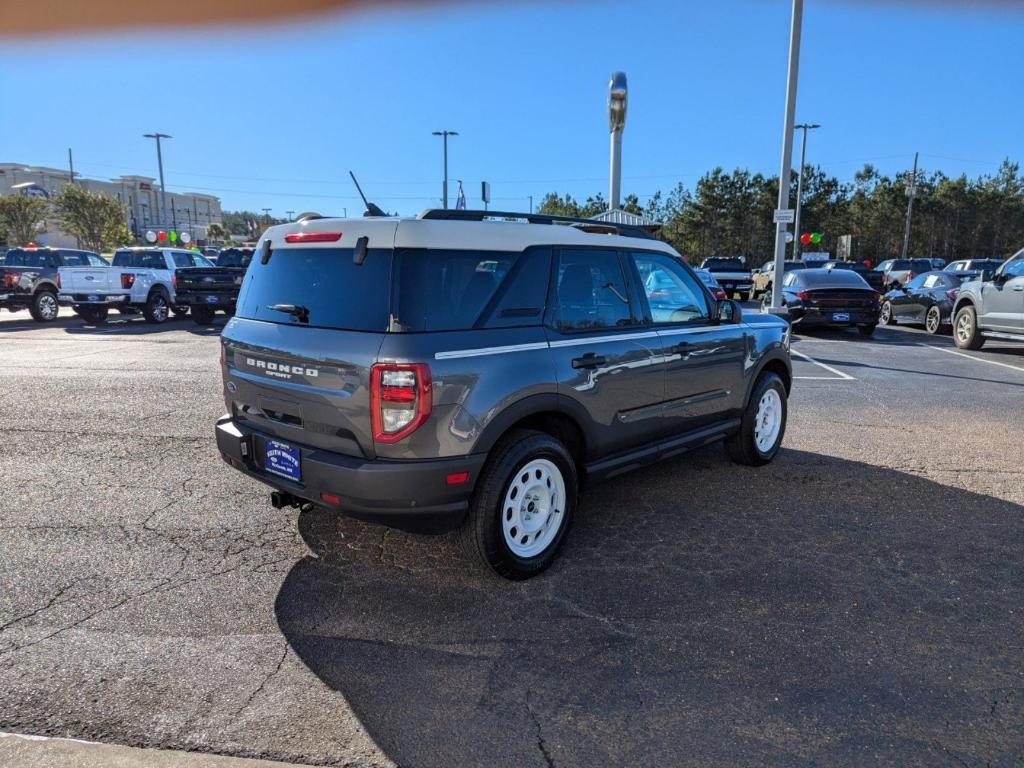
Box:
[59,293,128,305]
[176,290,238,308]
[789,306,880,326]
[216,415,486,533]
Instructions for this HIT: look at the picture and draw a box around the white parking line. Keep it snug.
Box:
[790,349,856,381]
[920,343,1024,375]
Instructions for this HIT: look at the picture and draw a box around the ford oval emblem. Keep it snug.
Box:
[226,381,237,393]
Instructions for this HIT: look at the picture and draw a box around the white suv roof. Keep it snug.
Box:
[259,211,679,257]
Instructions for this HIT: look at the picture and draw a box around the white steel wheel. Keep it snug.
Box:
[753,388,783,454]
[501,458,566,559]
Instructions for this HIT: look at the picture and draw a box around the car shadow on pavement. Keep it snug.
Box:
[59,318,225,336]
[274,447,1024,768]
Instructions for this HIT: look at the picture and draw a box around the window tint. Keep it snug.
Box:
[87,255,108,267]
[58,251,89,267]
[171,252,194,268]
[701,257,744,270]
[552,249,632,332]
[923,274,943,289]
[236,247,391,331]
[798,269,870,288]
[114,251,167,270]
[478,249,551,329]
[4,250,44,267]
[632,251,709,325]
[394,249,516,332]
[217,249,254,268]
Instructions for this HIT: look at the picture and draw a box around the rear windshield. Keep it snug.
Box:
[796,269,870,288]
[113,250,166,269]
[3,250,47,266]
[217,249,254,268]
[827,261,866,273]
[235,247,393,331]
[701,257,744,270]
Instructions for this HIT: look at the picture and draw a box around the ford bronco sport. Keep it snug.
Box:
[216,209,792,579]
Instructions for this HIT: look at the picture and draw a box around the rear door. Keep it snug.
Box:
[545,248,666,456]
[899,274,929,320]
[629,250,747,430]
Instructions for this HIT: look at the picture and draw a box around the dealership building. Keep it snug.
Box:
[0,163,223,247]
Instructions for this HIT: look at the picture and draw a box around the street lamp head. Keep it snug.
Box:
[432,130,458,137]
[608,71,627,133]
[793,123,820,130]
[143,132,172,139]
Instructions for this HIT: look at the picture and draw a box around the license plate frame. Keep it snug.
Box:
[263,439,301,482]
[832,312,850,322]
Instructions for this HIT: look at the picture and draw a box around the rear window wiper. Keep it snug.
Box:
[268,303,310,324]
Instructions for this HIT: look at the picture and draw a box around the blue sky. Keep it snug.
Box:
[1,0,1022,216]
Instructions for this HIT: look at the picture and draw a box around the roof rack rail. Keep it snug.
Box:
[418,208,655,240]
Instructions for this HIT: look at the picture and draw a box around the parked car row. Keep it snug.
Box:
[0,245,249,326]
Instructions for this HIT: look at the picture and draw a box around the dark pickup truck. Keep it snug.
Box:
[174,247,254,325]
[0,247,106,322]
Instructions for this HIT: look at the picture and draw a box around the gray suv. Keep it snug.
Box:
[216,210,793,579]
[952,248,1024,349]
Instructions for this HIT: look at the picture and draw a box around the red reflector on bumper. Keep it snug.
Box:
[446,472,469,486]
[319,492,341,505]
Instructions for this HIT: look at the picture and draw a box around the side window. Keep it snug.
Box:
[783,271,798,287]
[1003,256,1024,278]
[480,248,551,329]
[171,252,193,268]
[906,274,928,290]
[112,252,129,267]
[87,255,107,267]
[923,274,942,289]
[59,251,88,267]
[631,251,709,325]
[878,261,892,272]
[551,249,632,332]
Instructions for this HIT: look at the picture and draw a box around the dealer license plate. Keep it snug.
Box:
[264,440,301,482]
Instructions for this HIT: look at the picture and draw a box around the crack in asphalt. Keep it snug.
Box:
[232,642,290,718]
[525,690,557,768]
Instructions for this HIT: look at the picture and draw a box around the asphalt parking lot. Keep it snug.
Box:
[1,307,1022,768]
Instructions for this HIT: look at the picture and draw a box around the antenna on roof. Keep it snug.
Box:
[348,171,387,217]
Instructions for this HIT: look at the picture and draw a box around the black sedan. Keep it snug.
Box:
[880,270,964,334]
[780,268,881,336]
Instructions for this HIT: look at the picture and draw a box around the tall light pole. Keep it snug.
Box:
[608,72,628,211]
[791,122,820,259]
[769,0,803,313]
[431,130,458,209]
[143,133,171,228]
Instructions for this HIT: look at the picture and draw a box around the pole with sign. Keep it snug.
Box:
[481,181,490,211]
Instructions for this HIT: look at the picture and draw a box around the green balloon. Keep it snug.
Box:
[810,232,822,244]
[168,231,178,242]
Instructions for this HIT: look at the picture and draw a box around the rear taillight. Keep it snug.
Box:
[55,273,61,289]
[946,288,959,300]
[795,290,810,302]
[2,272,16,289]
[285,231,342,244]
[370,363,432,444]
[906,273,914,282]
[121,273,136,289]
[172,273,177,290]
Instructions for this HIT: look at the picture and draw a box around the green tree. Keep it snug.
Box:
[51,185,131,252]
[0,193,49,246]
[205,222,228,242]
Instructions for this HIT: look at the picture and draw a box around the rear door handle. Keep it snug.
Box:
[571,353,607,369]
[1013,285,1024,292]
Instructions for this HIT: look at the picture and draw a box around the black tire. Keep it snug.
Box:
[879,301,895,325]
[953,305,985,350]
[143,290,170,324]
[192,305,216,325]
[726,372,787,467]
[858,324,876,337]
[29,290,59,323]
[459,429,578,580]
[171,305,189,318]
[78,305,108,325]
[924,305,943,335]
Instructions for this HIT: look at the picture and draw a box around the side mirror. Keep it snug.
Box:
[981,269,995,282]
[718,299,743,324]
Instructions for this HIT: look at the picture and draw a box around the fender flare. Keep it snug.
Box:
[743,349,793,406]
[472,392,598,459]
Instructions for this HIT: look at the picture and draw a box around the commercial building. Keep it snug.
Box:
[0,163,223,247]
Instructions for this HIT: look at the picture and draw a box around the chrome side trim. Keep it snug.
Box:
[434,341,549,360]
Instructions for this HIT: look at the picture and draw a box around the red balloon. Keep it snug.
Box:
[799,233,811,245]
[157,230,167,242]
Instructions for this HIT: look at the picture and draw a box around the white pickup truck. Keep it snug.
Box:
[58,247,215,324]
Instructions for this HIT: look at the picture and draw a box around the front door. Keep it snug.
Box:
[980,254,1024,332]
[546,248,665,458]
[628,251,747,431]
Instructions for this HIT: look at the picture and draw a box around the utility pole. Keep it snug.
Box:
[143,133,171,228]
[67,148,76,185]
[285,210,295,221]
[900,151,919,260]
[791,123,820,259]
[262,207,272,223]
[528,195,533,214]
[431,130,458,209]
[769,0,803,313]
